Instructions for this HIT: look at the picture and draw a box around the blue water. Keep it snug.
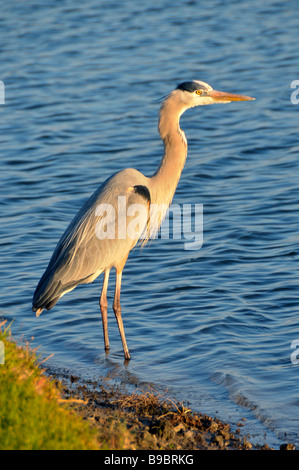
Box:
[1,0,299,448]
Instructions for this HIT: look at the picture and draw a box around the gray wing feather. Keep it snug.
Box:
[32,169,150,311]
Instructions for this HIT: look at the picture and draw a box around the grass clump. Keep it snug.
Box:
[0,320,99,450]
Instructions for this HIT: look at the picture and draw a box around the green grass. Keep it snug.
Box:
[0,321,99,450]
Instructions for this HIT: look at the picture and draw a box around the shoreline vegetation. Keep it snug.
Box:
[0,321,295,450]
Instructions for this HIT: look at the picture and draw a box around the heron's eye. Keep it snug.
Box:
[196,90,202,95]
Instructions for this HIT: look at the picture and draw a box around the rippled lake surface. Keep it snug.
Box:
[1,0,299,447]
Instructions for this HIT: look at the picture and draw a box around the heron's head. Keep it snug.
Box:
[174,80,254,108]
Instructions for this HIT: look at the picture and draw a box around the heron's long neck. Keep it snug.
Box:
[150,94,188,207]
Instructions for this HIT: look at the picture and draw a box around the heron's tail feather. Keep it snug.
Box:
[32,267,90,315]
[32,295,61,316]
[32,266,65,315]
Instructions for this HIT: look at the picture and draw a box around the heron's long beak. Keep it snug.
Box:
[209,90,255,102]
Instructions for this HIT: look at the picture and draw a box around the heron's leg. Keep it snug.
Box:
[100,269,110,352]
[113,269,131,361]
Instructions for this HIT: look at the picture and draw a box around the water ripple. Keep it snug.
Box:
[0,0,299,448]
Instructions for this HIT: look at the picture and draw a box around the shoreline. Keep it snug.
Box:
[0,321,296,450]
[50,368,281,450]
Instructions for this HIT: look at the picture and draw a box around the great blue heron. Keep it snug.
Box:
[32,80,254,360]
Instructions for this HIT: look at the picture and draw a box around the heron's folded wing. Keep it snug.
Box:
[43,182,150,286]
[33,171,151,310]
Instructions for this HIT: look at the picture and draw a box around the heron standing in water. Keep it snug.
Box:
[32,80,254,360]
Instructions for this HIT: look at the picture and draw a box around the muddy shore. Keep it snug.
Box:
[51,370,295,451]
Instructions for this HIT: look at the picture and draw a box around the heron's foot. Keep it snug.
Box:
[124,350,131,362]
